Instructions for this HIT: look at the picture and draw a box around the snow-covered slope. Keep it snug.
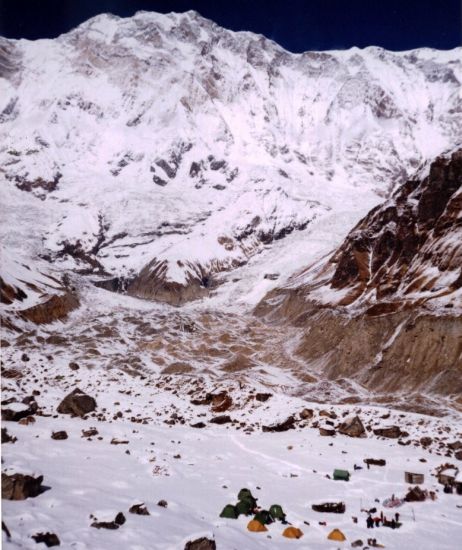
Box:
[1,10,461,303]
[255,150,462,397]
[284,149,462,314]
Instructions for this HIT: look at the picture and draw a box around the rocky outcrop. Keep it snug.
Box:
[20,292,79,324]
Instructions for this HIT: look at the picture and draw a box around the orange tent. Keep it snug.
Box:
[247,519,268,533]
[282,526,304,539]
[327,528,346,541]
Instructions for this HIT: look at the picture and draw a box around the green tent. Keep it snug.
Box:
[238,488,254,502]
[333,469,350,481]
[236,499,254,516]
[254,510,274,525]
[269,504,286,521]
[220,504,238,519]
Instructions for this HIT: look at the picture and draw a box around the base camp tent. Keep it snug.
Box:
[247,519,267,532]
[219,504,238,519]
[328,528,346,541]
[269,504,286,521]
[282,526,303,539]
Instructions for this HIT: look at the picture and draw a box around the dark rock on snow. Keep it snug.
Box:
[319,427,336,436]
[32,532,60,547]
[373,426,403,439]
[262,416,295,433]
[57,388,96,417]
[2,398,37,422]
[1,427,17,443]
[2,472,44,500]
[337,416,366,438]
[211,392,233,413]
[184,537,216,550]
[91,512,126,529]
[51,431,68,440]
[209,415,232,425]
[129,503,150,515]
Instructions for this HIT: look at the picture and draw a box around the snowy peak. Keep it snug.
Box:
[1,11,461,305]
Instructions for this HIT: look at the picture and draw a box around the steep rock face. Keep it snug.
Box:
[1,11,461,302]
[256,151,462,397]
[285,150,462,313]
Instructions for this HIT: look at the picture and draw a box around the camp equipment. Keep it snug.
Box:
[327,528,346,541]
[282,526,303,539]
[333,469,350,481]
[219,504,238,519]
[247,519,267,532]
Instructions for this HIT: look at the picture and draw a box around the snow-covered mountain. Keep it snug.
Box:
[1,10,461,304]
[255,149,462,398]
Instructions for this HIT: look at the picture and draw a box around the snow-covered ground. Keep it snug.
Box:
[3,397,462,549]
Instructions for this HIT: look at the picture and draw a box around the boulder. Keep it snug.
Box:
[351,540,364,548]
[82,428,98,437]
[373,426,402,439]
[2,399,37,422]
[91,512,126,529]
[337,416,366,438]
[157,499,168,508]
[209,415,232,424]
[211,392,233,413]
[448,441,462,450]
[319,410,337,419]
[51,431,68,440]
[319,427,336,436]
[57,388,96,417]
[420,436,432,447]
[184,537,216,550]
[255,393,272,402]
[455,450,462,461]
[300,408,314,420]
[2,472,44,500]
[191,422,206,429]
[32,532,60,547]
[262,416,295,433]
[1,427,17,444]
[129,503,150,515]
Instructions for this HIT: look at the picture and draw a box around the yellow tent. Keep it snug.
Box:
[282,526,304,539]
[247,519,268,533]
[327,528,346,541]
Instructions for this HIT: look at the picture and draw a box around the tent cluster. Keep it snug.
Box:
[220,488,303,538]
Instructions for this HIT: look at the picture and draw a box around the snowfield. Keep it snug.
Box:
[3,399,462,549]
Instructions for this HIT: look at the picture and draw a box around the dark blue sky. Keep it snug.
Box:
[0,0,460,51]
